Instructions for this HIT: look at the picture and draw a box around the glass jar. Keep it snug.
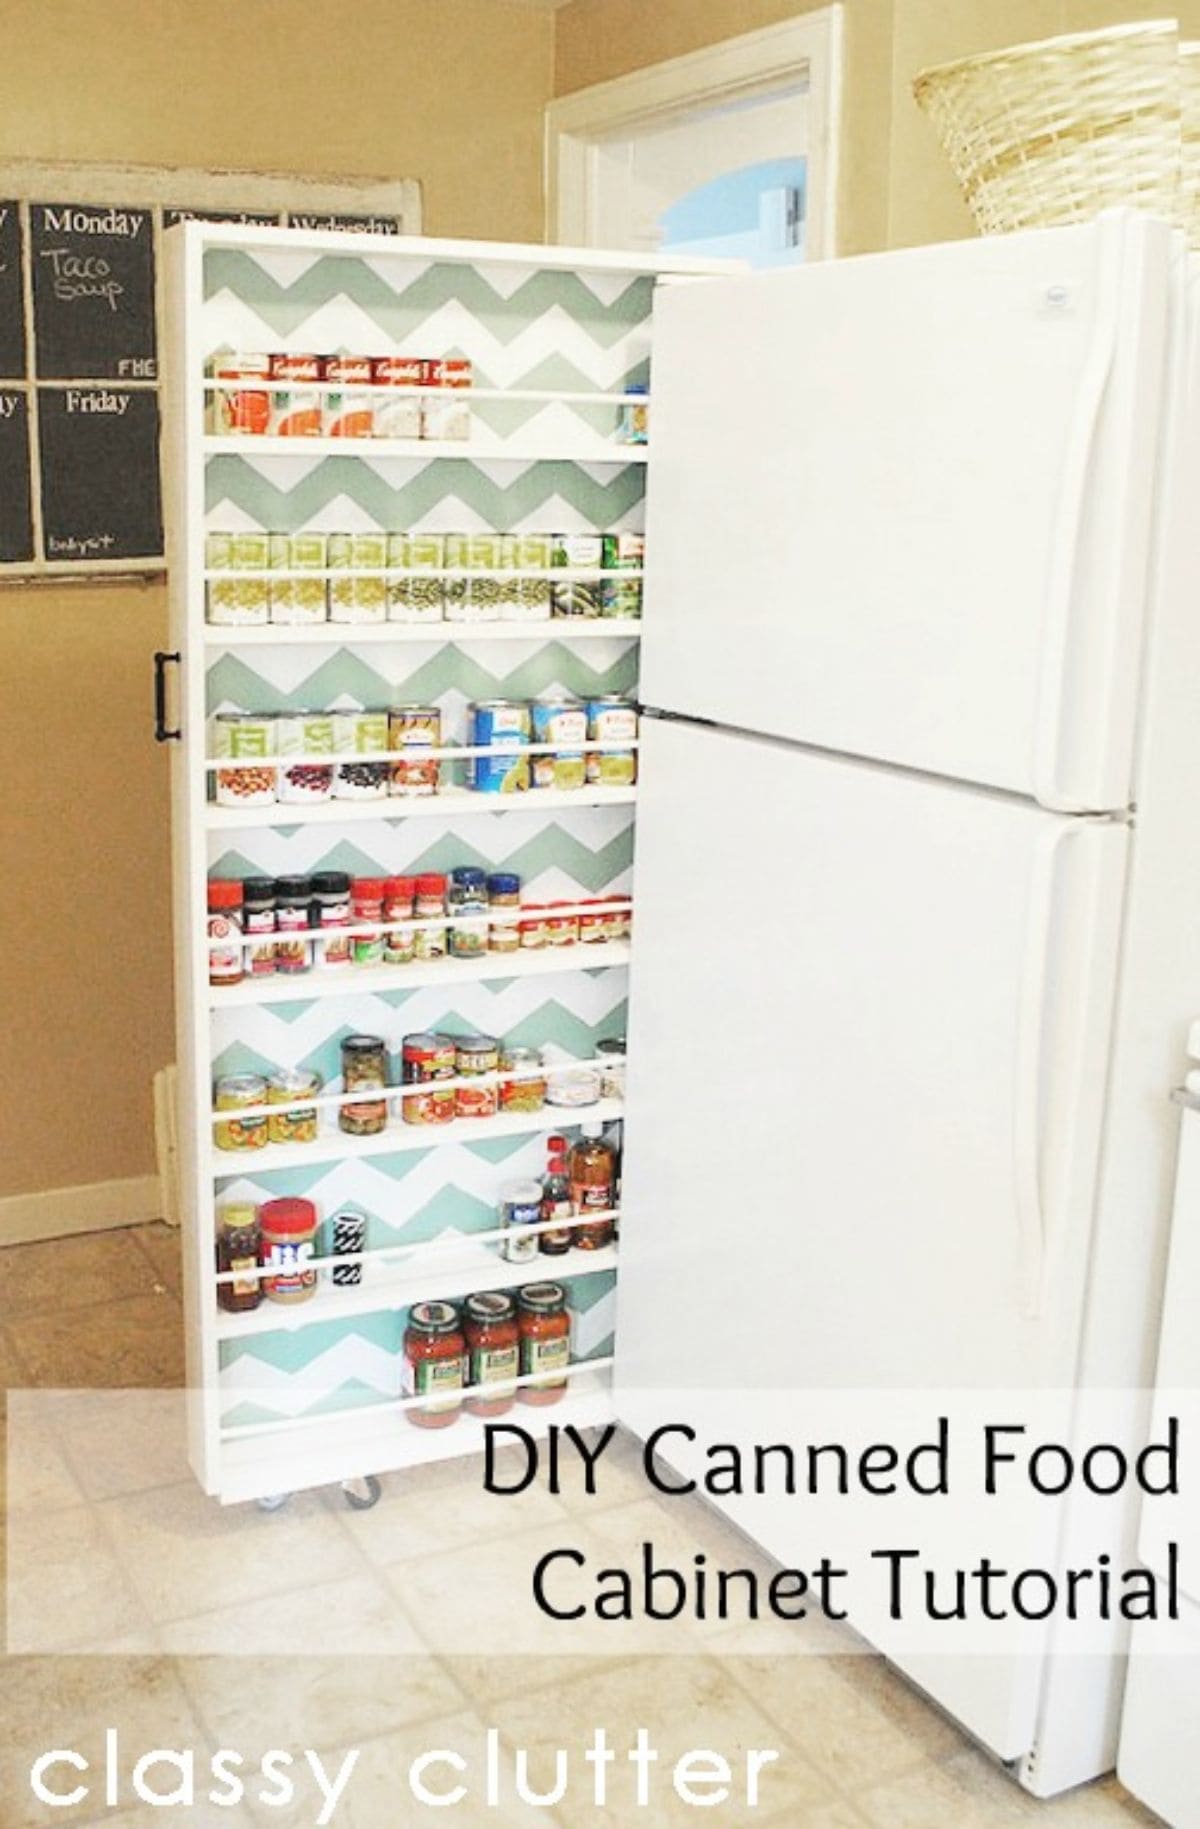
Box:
[518,1283,571,1405]
[273,876,313,974]
[487,872,521,953]
[464,1291,520,1417]
[259,1197,319,1304]
[456,1033,499,1119]
[267,1069,321,1146]
[448,866,488,959]
[545,902,579,947]
[312,871,352,969]
[519,905,549,950]
[351,877,386,967]
[383,876,416,965]
[213,1074,269,1152]
[207,880,244,986]
[242,877,276,976]
[340,1034,389,1136]
[403,1300,466,1429]
[216,1203,261,1313]
[499,1045,546,1113]
[413,873,448,960]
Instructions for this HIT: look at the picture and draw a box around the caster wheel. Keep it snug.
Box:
[256,1492,290,1514]
[342,1475,382,1512]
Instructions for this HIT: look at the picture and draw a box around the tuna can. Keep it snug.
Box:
[530,695,586,792]
[470,700,530,794]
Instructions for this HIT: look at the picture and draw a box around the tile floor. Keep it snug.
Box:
[0,1223,1164,1827]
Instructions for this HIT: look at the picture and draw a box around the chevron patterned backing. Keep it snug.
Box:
[200,241,654,1439]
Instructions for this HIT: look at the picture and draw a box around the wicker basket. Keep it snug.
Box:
[913,20,1181,234]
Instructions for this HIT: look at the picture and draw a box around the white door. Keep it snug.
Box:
[641,212,1174,812]
[616,717,1129,1759]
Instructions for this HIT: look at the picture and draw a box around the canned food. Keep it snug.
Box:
[211,352,270,437]
[600,531,644,619]
[267,1069,322,1145]
[413,874,448,960]
[329,531,388,624]
[422,357,472,441]
[269,353,323,438]
[446,533,502,623]
[269,531,328,625]
[213,712,277,806]
[382,876,416,965]
[325,354,375,439]
[340,1035,389,1136]
[206,531,270,626]
[448,865,488,959]
[373,356,424,439]
[545,1063,601,1108]
[275,711,336,803]
[530,696,586,792]
[519,905,549,950]
[501,1178,543,1264]
[502,532,553,623]
[499,1045,545,1113]
[596,1036,626,1101]
[586,696,638,787]
[545,902,580,947]
[455,1033,499,1119]
[470,700,530,794]
[578,898,609,945]
[334,709,389,800]
[388,704,441,797]
[214,1073,269,1151]
[387,532,444,623]
[552,533,604,618]
[401,1032,457,1125]
[487,871,521,953]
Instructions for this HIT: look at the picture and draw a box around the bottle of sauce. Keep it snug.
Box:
[570,1122,615,1249]
[540,1134,573,1256]
[216,1204,261,1312]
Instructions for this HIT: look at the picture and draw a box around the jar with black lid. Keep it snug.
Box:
[243,877,277,976]
[312,870,352,969]
[274,875,313,974]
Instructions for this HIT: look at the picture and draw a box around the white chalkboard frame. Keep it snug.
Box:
[0,158,422,584]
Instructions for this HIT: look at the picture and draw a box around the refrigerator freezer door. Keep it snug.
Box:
[642,211,1172,811]
[617,718,1129,1760]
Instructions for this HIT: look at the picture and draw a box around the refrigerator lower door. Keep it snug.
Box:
[642,210,1174,811]
[617,717,1129,1762]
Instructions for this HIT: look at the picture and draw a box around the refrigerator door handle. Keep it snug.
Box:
[1032,226,1122,814]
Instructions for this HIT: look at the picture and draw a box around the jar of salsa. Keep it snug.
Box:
[518,1282,571,1405]
[403,1300,466,1428]
[463,1291,520,1416]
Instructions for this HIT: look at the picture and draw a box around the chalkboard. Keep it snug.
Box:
[38,385,162,562]
[0,203,25,378]
[30,201,157,381]
[0,390,33,562]
[286,211,402,233]
[164,206,281,229]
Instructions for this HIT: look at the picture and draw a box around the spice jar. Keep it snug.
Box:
[274,876,313,974]
[519,905,549,950]
[207,880,244,987]
[578,899,609,946]
[464,1292,520,1416]
[456,1034,499,1118]
[312,871,352,968]
[499,1045,546,1113]
[267,1069,322,1146]
[351,877,386,967]
[403,1300,466,1428]
[259,1197,319,1304]
[518,1283,571,1405]
[401,1032,456,1124]
[448,866,488,959]
[413,873,448,960]
[216,1204,261,1313]
[487,872,521,953]
[340,1034,390,1135]
[214,1074,269,1151]
[242,877,276,976]
[546,902,580,947]
[382,876,416,965]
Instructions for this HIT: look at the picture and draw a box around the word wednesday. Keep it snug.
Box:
[29,1729,780,1818]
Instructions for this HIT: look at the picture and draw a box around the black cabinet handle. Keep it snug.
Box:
[154,650,182,742]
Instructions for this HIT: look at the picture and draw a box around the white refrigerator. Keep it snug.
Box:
[614,210,1200,1797]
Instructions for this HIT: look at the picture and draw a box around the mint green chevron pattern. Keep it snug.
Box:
[205,642,637,716]
[206,454,645,533]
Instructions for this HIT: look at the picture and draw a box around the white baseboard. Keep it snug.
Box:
[0,1175,163,1247]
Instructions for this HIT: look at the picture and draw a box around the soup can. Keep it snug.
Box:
[211,352,270,436]
[269,353,323,438]
[401,1032,457,1125]
[470,700,530,794]
[530,696,586,792]
[373,355,424,440]
[389,704,441,797]
[325,354,375,439]
[586,696,638,787]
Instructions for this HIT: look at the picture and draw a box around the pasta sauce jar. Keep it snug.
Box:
[403,1300,466,1428]
[518,1282,571,1405]
[463,1291,520,1417]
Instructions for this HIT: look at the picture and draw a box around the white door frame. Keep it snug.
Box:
[545,8,843,261]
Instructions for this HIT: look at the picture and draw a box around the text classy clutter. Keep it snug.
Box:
[485,1418,1185,1626]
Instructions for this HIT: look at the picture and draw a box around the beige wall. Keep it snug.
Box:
[0,0,555,1201]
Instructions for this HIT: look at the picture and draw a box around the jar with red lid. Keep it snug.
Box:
[383,876,416,965]
[351,878,387,966]
[207,880,244,986]
[259,1198,319,1304]
[403,1300,466,1428]
[413,873,448,960]
[518,1282,571,1405]
[464,1291,520,1416]
[578,899,609,945]
[545,902,579,947]
[519,905,549,950]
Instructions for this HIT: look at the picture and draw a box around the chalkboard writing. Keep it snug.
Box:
[286,211,401,234]
[38,385,162,561]
[164,206,281,229]
[0,390,34,561]
[31,201,157,382]
[0,204,25,378]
